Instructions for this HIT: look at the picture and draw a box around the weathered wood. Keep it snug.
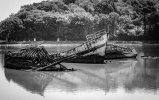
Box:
[33,55,77,71]
[34,42,106,71]
[5,29,108,71]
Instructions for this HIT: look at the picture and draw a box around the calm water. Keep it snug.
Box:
[0,44,159,100]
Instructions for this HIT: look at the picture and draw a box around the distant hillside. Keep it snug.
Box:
[0,0,159,41]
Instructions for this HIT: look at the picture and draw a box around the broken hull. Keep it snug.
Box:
[58,33,107,57]
[104,52,137,59]
[65,55,105,64]
[64,52,137,64]
[4,56,75,71]
[104,43,137,59]
[65,44,137,63]
[4,30,108,70]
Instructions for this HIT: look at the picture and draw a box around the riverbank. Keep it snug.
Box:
[0,41,83,44]
[0,41,144,46]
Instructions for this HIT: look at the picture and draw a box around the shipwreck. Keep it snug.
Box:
[4,29,137,71]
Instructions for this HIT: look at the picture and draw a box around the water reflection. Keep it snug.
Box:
[3,60,134,95]
[3,58,159,96]
[4,69,64,96]
[1,44,159,99]
[0,54,4,69]
[125,58,159,93]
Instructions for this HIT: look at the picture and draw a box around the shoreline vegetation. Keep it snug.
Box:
[0,40,145,46]
[1,40,159,48]
[0,0,159,42]
[1,40,159,44]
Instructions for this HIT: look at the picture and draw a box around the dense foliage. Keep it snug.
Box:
[0,0,159,41]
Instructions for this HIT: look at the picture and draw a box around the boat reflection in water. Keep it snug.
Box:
[3,57,159,98]
[4,69,63,96]
[2,44,159,100]
[4,59,138,96]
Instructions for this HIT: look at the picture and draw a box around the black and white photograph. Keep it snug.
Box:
[0,0,159,100]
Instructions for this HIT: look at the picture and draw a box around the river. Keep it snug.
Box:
[0,43,159,100]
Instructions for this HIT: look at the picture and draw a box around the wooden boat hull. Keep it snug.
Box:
[4,30,108,70]
[64,43,137,63]
[104,43,137,59]
[58,32,107,57]
[64,53,137,64]
[65,55,105,64]
[4,28,137,68]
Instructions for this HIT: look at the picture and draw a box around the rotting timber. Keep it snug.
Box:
[4,29,137,71]
[5,29,108,71]
[64,43,137,63]
[104,43,137,59]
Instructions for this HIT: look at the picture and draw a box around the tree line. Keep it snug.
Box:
[0,0,159,41]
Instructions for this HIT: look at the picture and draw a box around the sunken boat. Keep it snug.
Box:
[4,29,108,71]
[64,43,137,63]
[4,60,137,96]
[4,29,137,70]
[104,43,137,59]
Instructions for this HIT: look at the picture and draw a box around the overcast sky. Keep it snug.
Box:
[0,0,44,21]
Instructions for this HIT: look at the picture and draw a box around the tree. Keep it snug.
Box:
[1,0,159,41]
[109,12,119,36]
[63,0,76,5]
[67,11,94,40]
[0,16,23,41]
[124,0,158,35]
[94,0,117,14]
